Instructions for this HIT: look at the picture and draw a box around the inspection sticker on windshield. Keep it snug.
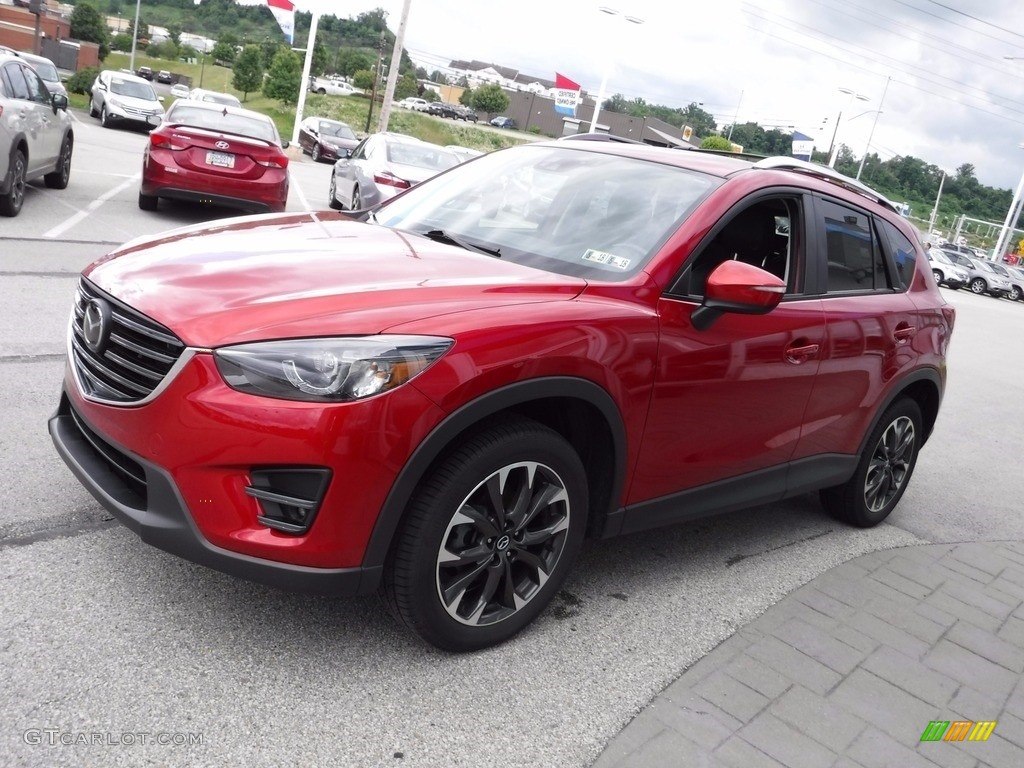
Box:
[582,249,631,270]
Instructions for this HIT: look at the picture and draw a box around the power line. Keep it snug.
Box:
[921,0,1024,43]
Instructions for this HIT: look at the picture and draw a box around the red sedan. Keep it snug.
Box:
[139,100,289,213]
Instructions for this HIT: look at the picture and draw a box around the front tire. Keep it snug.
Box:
[1010,285,1022,302]
[350,186,362,211]
[100,105,111,129]
[821,399,922,528]
[932,269,944,286]
[970,278,987,295]
[311,143,321,162]
[382,416,588,651]
[328,174,342,210]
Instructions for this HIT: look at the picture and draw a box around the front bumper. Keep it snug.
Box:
[49,394,374,595]
[50,348,446,591]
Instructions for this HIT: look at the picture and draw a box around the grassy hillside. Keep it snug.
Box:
[81,53,531,154]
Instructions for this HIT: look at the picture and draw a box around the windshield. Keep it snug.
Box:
[988,262,1011,276]
[319,121,355,140]
[375,144,720,281]
[167,104,278,143]
[110,78,157,100]
[31,61,59,82]
[931,249,954,266]
[385,141,460,170]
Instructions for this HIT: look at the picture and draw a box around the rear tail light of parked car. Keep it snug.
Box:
[373,171,411,190]
[150,132,189,151]
[255,153,289,169]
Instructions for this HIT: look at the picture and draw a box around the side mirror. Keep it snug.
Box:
[158,96,165,102]
[52,93,68,112]
[691,260,786,331]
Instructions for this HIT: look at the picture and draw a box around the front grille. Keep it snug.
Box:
[71,279,186,404]
[64,398,148,508]
[121,105,161,117]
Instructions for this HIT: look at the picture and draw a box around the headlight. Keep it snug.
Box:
[214,335,453,402]
[107,97,122,110]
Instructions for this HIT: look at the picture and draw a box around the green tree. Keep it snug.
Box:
[429,69,446,84]
[262,47,302,103]
[394,73,418,100]
[70,2,110,59]
[110,32,133,53]
[602,93,631,114]
[459,87,474,107]
[352,69,375,91]
[166,24,182,48]
[232,45,264,102]
[335,49,374,77]
[471,84,509,114]
[700,136,733,151]
[311,39,328,76]
[678,102,717,138]
[211,41,237,65]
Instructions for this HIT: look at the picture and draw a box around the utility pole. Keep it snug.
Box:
[928,172,946,236]
[377,0,413,133]
[365,31,385,133]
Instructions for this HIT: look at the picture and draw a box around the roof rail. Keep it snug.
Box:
[751,156,898,212]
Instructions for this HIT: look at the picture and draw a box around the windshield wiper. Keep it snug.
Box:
[421,229,501,258]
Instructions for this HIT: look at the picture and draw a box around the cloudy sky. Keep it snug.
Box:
[277,0,1024,190]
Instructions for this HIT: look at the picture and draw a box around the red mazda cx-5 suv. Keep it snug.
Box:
[50,142,954,651]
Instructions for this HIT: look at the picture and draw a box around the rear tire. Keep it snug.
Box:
[382,416,588,651]
[0,149,26,217]
[138,190,158,211]
[821,399,922,528]
[44,135,73,189]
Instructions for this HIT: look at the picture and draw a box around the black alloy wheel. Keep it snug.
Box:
[382,416,588,651]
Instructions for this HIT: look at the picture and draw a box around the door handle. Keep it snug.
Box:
[785,343,820,364]
[893,325,916,343]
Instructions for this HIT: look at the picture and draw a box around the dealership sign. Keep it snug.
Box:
[554,73,581,117]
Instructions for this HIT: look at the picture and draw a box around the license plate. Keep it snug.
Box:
[206,151,235,169]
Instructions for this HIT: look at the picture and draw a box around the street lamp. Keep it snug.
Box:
[857,76,891,180]
[827,87,869,168]
[588,7,645,134]
[128,0,142,74]
[993,144,1024,262]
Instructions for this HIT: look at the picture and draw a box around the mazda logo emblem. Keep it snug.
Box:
[82,298,111,354]
[215,141,230,149]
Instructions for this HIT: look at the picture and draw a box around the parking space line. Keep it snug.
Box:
[44,173,141,239]
[291,172,313,212]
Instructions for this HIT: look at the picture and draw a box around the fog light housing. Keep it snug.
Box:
[245,468,331,534]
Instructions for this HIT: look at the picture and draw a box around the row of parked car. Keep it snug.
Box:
[926,244,1024,301]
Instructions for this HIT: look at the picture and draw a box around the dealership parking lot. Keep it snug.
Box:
[3,114,1024,766]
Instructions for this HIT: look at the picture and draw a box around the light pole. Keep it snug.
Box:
[993,145,1024,262]
[828,87,869,168]
[588,7,644,134]
[128,0,142,74]
[857,76,890,180]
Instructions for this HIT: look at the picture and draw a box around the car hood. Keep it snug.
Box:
[83,212,586,348]
[108,93,163,111]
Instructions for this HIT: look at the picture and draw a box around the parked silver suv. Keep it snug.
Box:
[964,255,1012,298]
[90,69,164,130]
[0,50,74,216]
[925,247,969,289]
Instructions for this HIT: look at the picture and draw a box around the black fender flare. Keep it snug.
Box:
[361,376,628,572]
[856,367,944,457]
